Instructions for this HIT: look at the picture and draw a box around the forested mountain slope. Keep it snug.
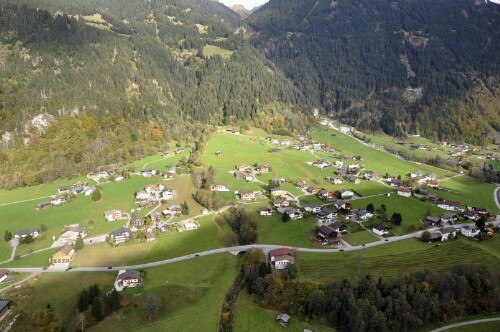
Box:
[0,0,311,188]
[247,0,500,144]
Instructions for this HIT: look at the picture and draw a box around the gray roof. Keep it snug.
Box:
[440,227,456,234]
[118,270,141,281]
[0,300,9,310]
[15,228,38,236]
[109,227,131,237]
[277,313,290,322]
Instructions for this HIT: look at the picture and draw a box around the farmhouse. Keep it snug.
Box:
[156,221,170,233]
[135,191,150,201]
[58,224,86,244]
[184,222,198,231]
[317,189,335,200]
[104,210,123,222]
[439,227,457,241]
[35,202,51,211]
[140,169,157,177]
[284,208,304,220]
[259,207,273,216]
[117,270,142,288]
[411,170,423,178]
[335,160,343,168]
[423,216,441,226]
[344,175,360,184]
[255,165,271,173]
[312,159,330,169]
[51,196,67,206]
[145,231,156,242]
[273,198,290,208]
[373,224,389,236]
[161,188,175,200]
[326,176,343,184]
[14,228,39,239]
[83,185,96,196]
[109,227,132,244]
[397,187,412,197]
[317,225,342,245]
[162,171,174,179]
[440,213,458,224]
[269,248,295,270]
[463,210,481,221]
[461,225,480,237]
[328,221,347,233]
[211,184,230,192]
[57,186,70,194]
[436,200,460,211]
[333,199,348,210]
[235,164,248,171]
[51,244,75,264]
[236,190,255,200]
[270,187,289,197]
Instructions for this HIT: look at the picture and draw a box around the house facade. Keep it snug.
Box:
[117,270,142,288]
[269,248,295,270]
[52,244,75,264]
[109,227,132,244]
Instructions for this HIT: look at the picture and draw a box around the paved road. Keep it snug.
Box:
[428,317,500,332]
[7,221,498,274]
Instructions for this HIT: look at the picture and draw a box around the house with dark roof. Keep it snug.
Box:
[373,224,389,236]
[109,227,132,244]
[423,216,441,226]
[317,225,342,245]
[276,313,290,327]
[0,270,8,283]
[0,300,10,319]
[316,209,337,223]
[14,228,39,239]
[117,270,142,288]
[303,203,321,213]
[269,248,295,270]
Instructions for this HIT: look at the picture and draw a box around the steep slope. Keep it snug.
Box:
[247,0,500,144]
[231,4,251,19]
[0,0,310,188]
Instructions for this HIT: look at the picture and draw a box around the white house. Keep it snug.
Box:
[304,204,322,213]
[312,159,330,169]
[439,227,457,241]
[269,248,295,270]
[356,210,373,220]
[461,225,480,237]
[135,191,150,201]
[14,228,39,239]
[397,187,412,197]
[0,270,8,283]
[339,189,354,199]
[117,270,142,288]
[161,189,175,200]
[436,200,460,211]
[285,208,304,220]
[259,207,273,216]
[84,186,96,196]
[104,210,123,222]
[335,160,344,168]
[411,170,423,178]
[184,222,198,231]
[373,224,388,236]
[211,184,230,192]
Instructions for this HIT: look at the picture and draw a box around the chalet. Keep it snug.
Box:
[333,200,348,210]
[411,170,424,178]
[335,160,344,168]
[176,147,185,154]
[211,184,230,192]
[356,210,373,220]
[397,187,412,197]
[270,178,287,185]
[276,313,291,327]
[348,163,360,172]
[236,190,255,200]
[317,225,342,245]
[295,181,307,190]
[304,203,322,213]
[429,231,442,242]
[0,270,8,283]
[140,169,157,177]
[441,213,458,224]
[150,211,161,222]
[274,198,290,208]
[270,187,289,197]
[255,165,271,174]
[57,186,70,194]
[145,231,156,242]
[83,186,96,196]
[109,227,132,244]
[104,210,123,222]
[52,244,75,264]
[269,248,295,270]
[226,128,240,135]
[326,176,343,184]
[51,196,67,206]
[58,224,86,244]
[436,200,460,211]
[306,187,320,194]
[316,209,337,223]
[461,225,480,237]
[363,171,374,180]
[328,221,348,233]
[154,222,167,233]
[35,202,51,211]
[135,191,150,201]
[463,210,481,221]
[423,216,441,226]
[344,175,360,184]
[184,222,198,231]
[130,216,145,228]
[388,179,403,188]
[162,151,174,158]
[439,227,457,241]
[234,171,253,181]
[161,189,175,200]
[284,208,304,220]
[339,189,354,199]
[259,206,273,216]
[14,228,39,239]
[235,164,248,171]
[162,171,174,179]
[373,224,389,236]
[312,159,330,169]
[317,189,335,200]
[117,270,142,288]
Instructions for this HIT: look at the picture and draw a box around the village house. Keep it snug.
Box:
[284,208,304,220]
[0,270,8,283]
[234,170,254,181]
[161,188,175,201]
[83,185,96,196]
[117,270,142,288]
[162,171,174,179]
[145,231,156,242]
[156,221,169,233]
[184,222,198,231]
[317,225,342,245]
[348,163,360,172]
[411,170,424,178]
[439,227,457,241]
[316,209,337,223]
[135,190,150,201]
[235,164,248,171]
[273,198,290,208]
[276,313,291,327]
[436,200,461,211]
[140,169,157,177]
[335,160,344,168]
[130,216,145,228]
[162,151,175,158]
[57,186,71,195]
[326,176,343,184]
[356,210,373,220]
[236,190,256,200]
[35,202,51,211]
[423,216,441,226]
[211,184,230,192]
[333,199,348,210]
[14,228,39,239]
[426,180,439,188]
[339,189,354,199]
[259,206,273,216]
[461,225,480,237]
[463,210,481,221]
[328,221,348,233]
[139,200,156,209]
[270,178,287,185]
[304,203,322,213]
[167,204,182,215]
[51,196,67,206]
[397,187,412,197]
[270,187,289,197]
[295,181,307,190]
[312,159,330,169]
[109,227,132,244]
[58,224,86,245]
[51,244,75,264]
[373,224,389,236]
[317,189,335,200]
[104,210,123,222]
[255,165,271,174]
[440,213,458,224]
[269,248,295,270]
[344,174,360,184]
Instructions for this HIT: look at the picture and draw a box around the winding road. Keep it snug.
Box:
[428,317,500,332]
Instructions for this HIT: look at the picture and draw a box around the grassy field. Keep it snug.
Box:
[431,176,499,212]
[342,230,380,245]
[233,291,335,332]
[350,194,446,235]
[203,44,233,59]
[296,236,500,283]
[92,254,239,331]
[0,248,55,268]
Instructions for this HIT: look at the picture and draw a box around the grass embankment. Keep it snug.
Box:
[297,236,500,283]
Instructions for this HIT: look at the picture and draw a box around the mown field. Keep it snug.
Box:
[296,236,500,283]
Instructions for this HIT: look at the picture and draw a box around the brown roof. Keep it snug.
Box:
[269,248,295,258]
[273,255,295,263]
[0,269,7,277]
[59,244,74,255]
